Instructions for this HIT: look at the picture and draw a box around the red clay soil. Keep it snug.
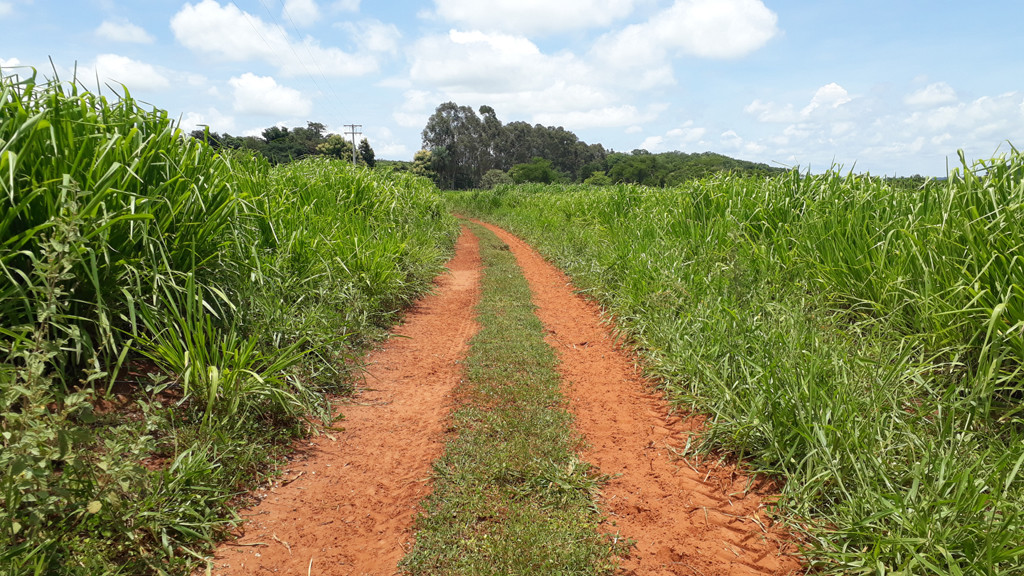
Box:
[205,227,482,576]
[478,221,804,576]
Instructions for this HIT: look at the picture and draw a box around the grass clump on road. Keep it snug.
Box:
[401,222,616,576]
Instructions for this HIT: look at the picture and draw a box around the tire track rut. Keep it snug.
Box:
[205,227,481,576]
[478,221,803,576]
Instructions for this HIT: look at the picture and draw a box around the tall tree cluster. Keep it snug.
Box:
[420,102,786,190]
[421,102,607,189]
[191,121,376,167]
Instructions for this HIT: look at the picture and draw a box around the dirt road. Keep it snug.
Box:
[479,221,802,576]
[207,228,481,575]
[205,223,801,576]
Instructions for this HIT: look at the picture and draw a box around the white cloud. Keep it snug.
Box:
[592,0,778,84]
[180,107,237,134]
[737,81,1024,174]
[282,0,320,27]
[95,20,155,44]
[905,82,958,107]
[802,82,851,116]
[170,0,382,76]
[533,105,661,129]
[640,119,713,152]
[640,135,664,150]
[336,20,401,54]
[903,93,1024,136]
[668,122,707,143]
[332,0,360,11]
[410,30,586,92]
[1,57,21,67]
[720,129,766,155]
[84,54,170,90]
[746,83,852,124]
[0,3,12,17]
[394,90,433,128]
[404,29,669,131]
[431,0,638,35]
[229,73,312,116]
[368,127,407,158]
[745,99,797,123]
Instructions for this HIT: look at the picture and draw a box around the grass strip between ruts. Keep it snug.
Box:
[400,222,617,575]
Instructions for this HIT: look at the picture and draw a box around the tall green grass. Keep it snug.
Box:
[1,69,456,574]
[448,154,1024,575]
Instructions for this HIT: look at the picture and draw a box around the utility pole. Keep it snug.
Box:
[344,124,362,165]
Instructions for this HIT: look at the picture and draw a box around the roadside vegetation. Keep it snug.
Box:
[0,70,457,574]
[448,155,1024,575]
[401,223,617,575]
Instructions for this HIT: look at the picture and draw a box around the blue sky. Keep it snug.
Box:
[2,0,1023,175]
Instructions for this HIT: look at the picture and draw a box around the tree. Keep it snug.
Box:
[317,134,354,162]
[478,105,503,174]
[584,171,612,186]
[509,157,561,184]
[422,102,485,189]
[358,138,376,167]
[480,169,513,189]
[290,121,328,156]
[411,149,437,180]
[419,102,615,186]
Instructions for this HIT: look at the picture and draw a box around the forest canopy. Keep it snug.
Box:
[191,121,376,167]
[419,102,786,189]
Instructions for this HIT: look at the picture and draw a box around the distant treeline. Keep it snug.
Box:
[416,102,787,189]
[190,122,375,167]
[190,108,934,191]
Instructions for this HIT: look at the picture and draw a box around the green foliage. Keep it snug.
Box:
[447,153,1024,575]
[193,121,376,167]
[421,102,606,189]
[420,102,782,190]
[480,168,513,189]
[411,149,437,180]
[605,150,784,186]
[316,133,354,161]
[0,70,457,574]
[509,157,562,184]
[358,137,376,167]
[582,171,612,186]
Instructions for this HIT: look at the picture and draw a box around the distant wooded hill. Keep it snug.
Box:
[414,102,786,189]
[600,150,784,187]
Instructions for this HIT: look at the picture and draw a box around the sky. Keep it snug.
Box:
[2,0,1023,175]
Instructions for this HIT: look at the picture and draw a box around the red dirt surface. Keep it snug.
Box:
[478,221,803,576]
[204,227,481,576]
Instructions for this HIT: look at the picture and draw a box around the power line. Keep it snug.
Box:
[275,0,345,108]
[252,0,329,102]
[256,0,348,125]
[230,1,279,60]
[228,1,349,137]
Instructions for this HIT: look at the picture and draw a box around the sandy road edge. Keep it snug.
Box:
[203,227,482,576]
